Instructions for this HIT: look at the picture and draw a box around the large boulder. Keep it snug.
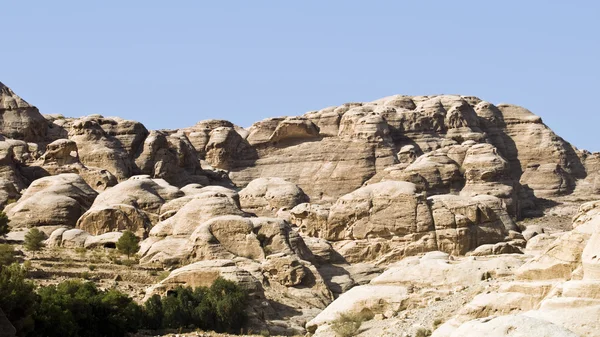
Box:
[239,177,309,216]
[77,176,182,236]
[5,173,97,229]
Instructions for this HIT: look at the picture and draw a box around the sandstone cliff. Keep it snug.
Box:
[2,80,599,336]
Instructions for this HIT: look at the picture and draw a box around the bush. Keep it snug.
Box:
[330,311,373,337]
[0,211,9,237]
[0,264,37,335]
[0,244,16,266]
[415,327,432,337]
[24,228,45,252]
[143,277,249,333]
[116,231,139,259]
[142,294,163,330]
[30,280,142,337]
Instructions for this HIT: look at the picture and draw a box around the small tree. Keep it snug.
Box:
[116,231,139,260]
[0,211,9,237]
[24,228,45,253]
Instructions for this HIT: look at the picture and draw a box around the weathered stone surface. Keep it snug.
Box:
[0,82,47,142]
[307,285,408,332]
[443,315,579,337]
[83,232,123,249]
[239,177,309,216]
[61,229,90,248]
[35,138,118,190]
[77,176,181,236]
[5,173,97,229]
[135,130,209,186]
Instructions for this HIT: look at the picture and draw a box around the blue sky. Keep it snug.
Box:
[3,1,599,150]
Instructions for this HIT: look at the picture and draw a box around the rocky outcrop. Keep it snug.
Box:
[77,176,182,237]
[291,182,519,262]
[239,177,309,216]
[5,173,97,229]
[35,138,118,190]
[0,82,47,142]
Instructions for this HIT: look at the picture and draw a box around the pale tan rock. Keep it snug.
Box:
[269,117,319,143]
[524,297,600,337]
[445,315,579,337]
[306,284,408,332]
[150,188,245,237]
[325,181,429,240]
[77,204,151,237]
[77,176,181,236]
[582,230,600,280]
[239,177,308,216]
[135,130,209,186]
[35,138,118,190]
[372,252,527,288]
[45,227,69,247]
[6,173,97,229]
[516,230,588,281]
[0,82,48,142]
[289,203,330,238]
[61,229,90,248]
[68,116,140,180]
[262,254,307,286]
[84,232,123,249]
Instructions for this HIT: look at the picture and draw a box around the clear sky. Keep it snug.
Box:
[3,1,599,150]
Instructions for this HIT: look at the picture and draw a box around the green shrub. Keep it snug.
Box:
[143,277,248,333]
[0,211,9,237]
[142,294,163,330]
[24,228,45,252]
[31,280,142,337]
[116,231,139,259]
[0,244,16,266]
[75,247,87,256]
[0,263,37,335]
[330,311,373,337]
[88,264,96,271]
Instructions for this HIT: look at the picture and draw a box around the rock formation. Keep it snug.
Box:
[2,81,600,336]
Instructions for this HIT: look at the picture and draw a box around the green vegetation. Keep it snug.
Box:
[0,264,37,335]
[0,211,9,237]
[330,311,373,337]
[24,228,45,252]
[0,266,249,337]
[0,244,16,266]
[116,230,139,259]
[415,327,432,337]
[145,278,249,333]
[31,280,143,337]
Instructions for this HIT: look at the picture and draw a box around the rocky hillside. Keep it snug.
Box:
[2,80,600,336]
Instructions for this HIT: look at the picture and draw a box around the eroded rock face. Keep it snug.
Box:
[77,176,182,237]
[5,173,97,229]
[0,82,47,142]
[5,82,600,336]
[35,138,118,190]
[294,182,518,262]
[239,177,309,216]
